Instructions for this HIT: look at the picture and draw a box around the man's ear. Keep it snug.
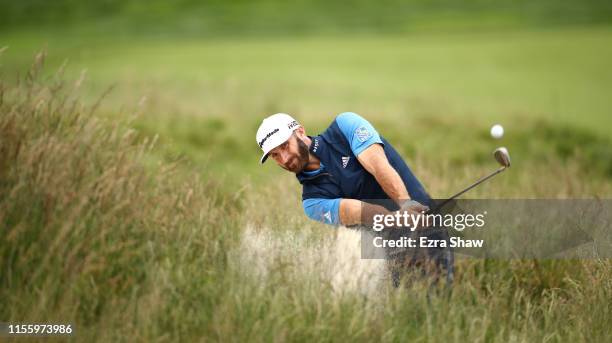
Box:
[294,126,306,137]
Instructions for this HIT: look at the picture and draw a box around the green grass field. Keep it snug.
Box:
[4,25,612,187]
[1,18,611,342]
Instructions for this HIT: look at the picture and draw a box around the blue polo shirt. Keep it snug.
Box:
[297,112,431,225]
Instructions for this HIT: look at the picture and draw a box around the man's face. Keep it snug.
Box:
[268,132,309,173]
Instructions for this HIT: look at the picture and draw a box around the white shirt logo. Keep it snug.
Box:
[355,126,371,142]
[341,156,350,168]
[323,211,332,223]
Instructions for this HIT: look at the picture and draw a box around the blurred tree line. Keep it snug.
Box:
[2,0,612,35]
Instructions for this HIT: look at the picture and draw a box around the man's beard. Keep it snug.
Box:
[294,137,310,173]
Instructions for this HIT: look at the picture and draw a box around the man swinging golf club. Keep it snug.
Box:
[256,112,453,286]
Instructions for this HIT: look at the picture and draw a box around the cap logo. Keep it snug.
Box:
[258,128,279,148]
[288,120,299,130]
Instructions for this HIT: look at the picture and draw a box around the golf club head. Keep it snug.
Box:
[494,147,511,168]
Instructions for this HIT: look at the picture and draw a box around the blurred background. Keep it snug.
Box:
[2,0,612,194]
[2,1,612,341]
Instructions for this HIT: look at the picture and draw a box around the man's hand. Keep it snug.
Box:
[400,199,429,214]
[399,200,430,229]
[338,199,430,229]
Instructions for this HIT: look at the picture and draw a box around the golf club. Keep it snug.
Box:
[428,147,511,213]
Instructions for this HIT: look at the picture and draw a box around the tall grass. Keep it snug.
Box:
[238,181,612,342]
[0,52,237,340]
[1,53,610,341]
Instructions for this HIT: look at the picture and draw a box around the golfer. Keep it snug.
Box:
[256,112,453,285]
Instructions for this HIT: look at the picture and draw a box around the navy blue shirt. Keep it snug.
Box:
[298,112,431,225]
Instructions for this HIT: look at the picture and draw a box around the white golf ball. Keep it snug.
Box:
[490,124,504,139]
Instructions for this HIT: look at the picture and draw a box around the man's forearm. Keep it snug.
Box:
[374,163,410,206]
[339,199,393,226]
[356,144,410,206]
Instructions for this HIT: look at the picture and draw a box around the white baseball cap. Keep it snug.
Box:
[256,113,300,164]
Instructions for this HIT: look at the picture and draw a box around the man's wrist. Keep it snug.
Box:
[398,198,412,209]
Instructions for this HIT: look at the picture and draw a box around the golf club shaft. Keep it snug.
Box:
[429,166,506,213]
